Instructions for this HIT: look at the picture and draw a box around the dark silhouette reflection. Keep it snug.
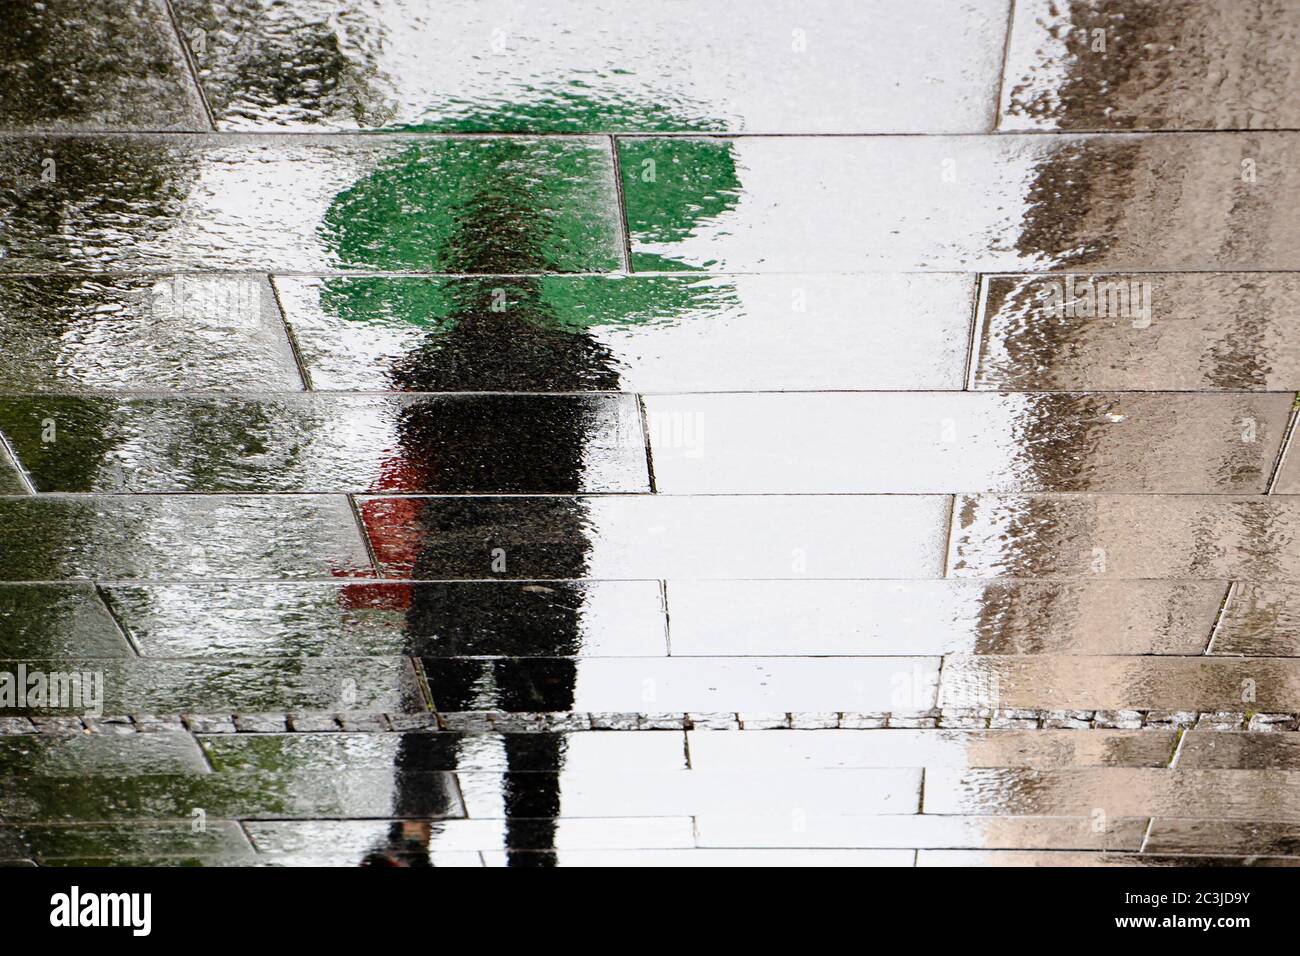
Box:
[345,147,622,868]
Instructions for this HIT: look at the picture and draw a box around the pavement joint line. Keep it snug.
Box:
[7,128,1300,139]
[608,134,633,273]
[266,273,313,391]
[0,430,37,495]
[1265,399,1300,493]
[345,493,383,577]
[11,267,1300,277]
[636,394,658,493]
[157,0,216,131]
[10,710,1292,735]
[3,389,1294,397]
[1202,582,1237,656]
[990,0,1018,133]
[91,583,140,657]
[660,580,673,656]
[963,276,992,390]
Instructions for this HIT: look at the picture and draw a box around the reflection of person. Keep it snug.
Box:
[321,111,738,867]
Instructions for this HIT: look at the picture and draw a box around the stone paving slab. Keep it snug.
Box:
[0,0,207,132]
[0,730,208,776]
[999,0,1300,132]
[918,850,1300,867]
[199,731,688,773]
[1272,445,1300,494]
[0,770,464,821]
[481,848,917,867]
[455,768,921,817]
[0,276,302,392]
[0,135,622,273]
[359,494,951,580]
[1213,583,1300,656]
[948,495,1300,580]
[620,133,1300,273]
[276,273,976,393]
[685,729,1177,769]
[695,814,1148,850]
[940,656,1300,712]
[0,395,648,493]
[245,817,696,854]
[924,768,1300,819]
[421,657,939,714]
[0,495,372,580]
[0,658,425,715]
[103,581,668,657]
[0,585,132,658]
[0,443,27,494]
[647,392,1289,494]
[5,821,253,862]
[1145,819,1300,856]
[1176,731,1300,770]
[973,273,1300,391]
[170,0,1010,134]
[665,580,1225,656]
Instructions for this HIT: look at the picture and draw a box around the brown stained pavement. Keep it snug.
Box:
[1,0,1300,868]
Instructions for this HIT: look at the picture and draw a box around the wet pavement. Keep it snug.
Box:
[1,0,1300,868]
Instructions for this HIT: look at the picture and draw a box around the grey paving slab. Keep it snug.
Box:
[0,730,208,776]
[0,276,301,392]
[974,273,1300,391]
[246,817,695,856]
[0,0,207,131]
[0,444,25,494]
[423,657,938,714]
[105,581,666,657]
[1274,444,1300,495]
[665,580,1224,656]
[0,770,463,821]
[19,821,252,861]
[486,853,915,868]
[0,495,372,581]
[696,814,1147,850]
[948,495,1300,581]
[276,273,975,392]
[1176,732,1300,770]
[0,135,621,273]
[1145,819,1300,857]
[456,768,921,817]
[0,395,648,493]
[254,849,483,868]
[1214,584,1300,656]
[171,0,1009,133]
[918,849,1300,866]
[924,768,1300,819]
[999,0,1300,131]
[481,848,916,866]
[0,658,423,715]
[647,393,1288,494]
[686,729,1176,770]
[620,133,1300,273]
[200,731,687,773]
[0,584,132,657]
[360,495,950,580]
[940,656,1300,712]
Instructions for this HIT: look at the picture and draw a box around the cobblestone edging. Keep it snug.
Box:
[2,708,1298,735]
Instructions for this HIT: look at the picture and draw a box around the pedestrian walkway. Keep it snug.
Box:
[1,0,1299,866]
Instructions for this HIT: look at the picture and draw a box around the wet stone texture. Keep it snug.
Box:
[3,0,1300,868]
[0,0,207,132]
[169,0,1010,133]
